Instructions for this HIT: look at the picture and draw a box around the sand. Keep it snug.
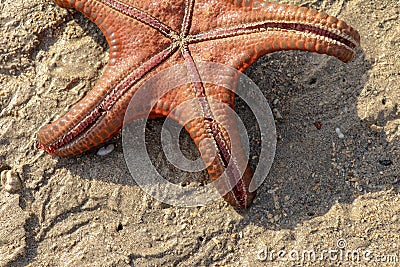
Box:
[0,0,399,266]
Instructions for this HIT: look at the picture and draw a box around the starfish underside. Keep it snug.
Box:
[37,0,360,208]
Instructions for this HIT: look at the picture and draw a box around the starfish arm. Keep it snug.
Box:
[38,44,181,156]
[184,113,256,209]
[38,0,183,155]
[190,0,359,66]
[152,64,255,208]
[54,0,189,34]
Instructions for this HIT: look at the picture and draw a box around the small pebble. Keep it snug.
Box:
[378,159,393,166]
[1,169,22,192]
[314,121,322,130]
[97,144,115,156]
[335,127,344,139]
[273,108,283,119]
[212,237,220,246]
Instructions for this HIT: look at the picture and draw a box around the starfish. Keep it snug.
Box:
[37,0,360,208]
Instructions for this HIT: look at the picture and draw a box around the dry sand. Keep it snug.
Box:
[0,0,399,266]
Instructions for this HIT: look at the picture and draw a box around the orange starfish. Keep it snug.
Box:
[38,0,360,208]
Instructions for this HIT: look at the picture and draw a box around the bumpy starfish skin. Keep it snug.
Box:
[38,0,360,208]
